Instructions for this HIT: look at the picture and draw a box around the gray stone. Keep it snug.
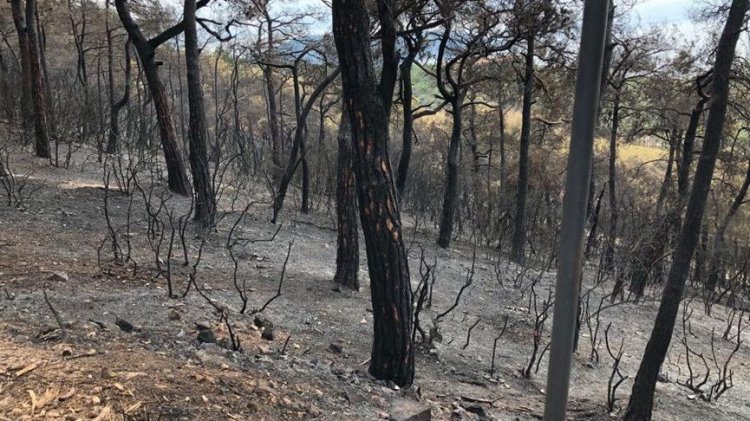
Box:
[197,328,216,344]
[115,318,134,333]
[195,320,212,331]
[261,325,274,341]
[217,337,232,350]
[168,309,181,321]
[47,272,69,283]
[390,398,431,421]
[195,350,225,366]
[463,404,487,418]
[254,315,272,329]
[329,342,344,354]
[200,342,225,354]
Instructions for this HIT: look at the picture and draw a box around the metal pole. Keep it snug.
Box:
[543,1,610,420]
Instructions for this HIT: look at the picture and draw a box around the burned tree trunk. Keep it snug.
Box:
[142,57,191,196]
[437,95,463,248]
[498,98,507,199]
[184,0,215,226]
[334,106,359,291]
[264,65,280,171]
[24,0,51,158]
[332,0,414,387]
[9,0,33,144]
[301,139,310,213]
[628,75,710,300]
[396,59,414,198]
[35,7,54,139]
[677,72,711,201]
[261,13,281,172]
[511,34,535,264]
[67,0,90,147]
[107,41,130,154]
[114,0,192,196]
[623,0,748,418]
[431,16,474,250]
[105,1,130,154]
[395,36,421,197]
[0,42,10,123]
[271,68,340,223]
[627,132,680,300]
[603,96,620,270]
[705,159,750,293]
[654,132,678,215]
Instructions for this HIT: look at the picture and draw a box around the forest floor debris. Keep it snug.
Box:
[1,150,749,420]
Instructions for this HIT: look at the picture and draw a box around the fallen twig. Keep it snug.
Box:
[461,395,500,405]
[43,290,66,339]
[65,349,99,360]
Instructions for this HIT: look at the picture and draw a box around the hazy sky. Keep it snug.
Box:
[631,0,697,36]
[190,0,710,43]
[634,0,694,22]
[282,0,702,37]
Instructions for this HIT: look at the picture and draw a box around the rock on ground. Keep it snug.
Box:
[389,398,431,421]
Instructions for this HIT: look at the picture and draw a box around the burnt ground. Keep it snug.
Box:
[1,147,749,421]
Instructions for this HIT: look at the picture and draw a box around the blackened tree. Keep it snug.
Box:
[11,0,51,158]
[332,0,414,386]
[509,0,572,264]
[334,104,359,291]
[114,0,193,196]
[430,0,518,249]
[623,0,749,418]
[184,0,216,226]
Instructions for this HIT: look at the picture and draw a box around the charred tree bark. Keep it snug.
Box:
[584,187,605,259]
[334,106,359,291]
[35,7,54,139]
[433,19,463,250]
[300,133,311,213]
[105,1,130,154]
[431,5,517,248]
[184,0,216,226]
[437,96,463,248]
[395,59,414,197]
[677,72,711,202]
[467,99,480,174]
[654,132,678,215]
[603,96,620,271]
[332,0,414,387]
[395,36,421,197]
[260,11,281,172]
[271,68,340,223]
[628,135,678,300]
[67,0,90,147]
[142,54,191,196]
[623,1,748,418]
[107,41,131,154]
[10,0,33,144]
[596,1,615,122]
[651,74,714,263]
[24,0,51,158]
[705,159,750,293]
[264,65,280,170]
[291,63,310,214]
[584,1,614,258]
[114,0,194,197]
[0,42,11,123]
[498,98,507,198]
[511,34,535,264]
[694,224,709,284]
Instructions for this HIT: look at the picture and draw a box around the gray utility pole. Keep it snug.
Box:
[543,1,610,420]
